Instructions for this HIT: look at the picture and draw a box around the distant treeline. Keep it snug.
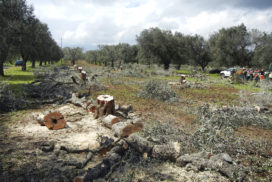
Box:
[0,0,63,76]
[64,24,272,71]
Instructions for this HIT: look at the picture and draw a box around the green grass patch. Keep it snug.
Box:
[232,82,260,92]
[1,65,34,85]
[176,69,190,75]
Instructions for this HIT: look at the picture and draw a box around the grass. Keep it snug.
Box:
[0,65,35,85]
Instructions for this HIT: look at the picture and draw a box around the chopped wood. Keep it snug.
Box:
[112,121,143,138]
[44,112,66,130]
[74,151,122,182]
[152,142,181,161]
[125,133,153,153]
[68,93,86,108]
[180,74,186,84]
[63,151,93,169]
[102,114,120,128]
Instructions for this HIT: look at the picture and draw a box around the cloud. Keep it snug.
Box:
[27,0,272,50]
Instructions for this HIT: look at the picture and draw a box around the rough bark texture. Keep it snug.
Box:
[44,112,66,130]
[95,95,115,119]
[68,93,87,108]
[0,59,4,76]
[152,142,181,161]
[125,133,153,153]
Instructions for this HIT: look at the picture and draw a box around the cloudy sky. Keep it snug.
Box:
[26,0,272,50]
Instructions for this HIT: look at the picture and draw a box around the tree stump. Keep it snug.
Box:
[102,114,120,128]
[81,71,87,81]
[95,95,115,119]
[78,67,83,73]
[44,112,66,130]
[180,74,186,84]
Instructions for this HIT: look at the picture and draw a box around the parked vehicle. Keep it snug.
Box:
[220,68,236,78]
[15,60,23,66]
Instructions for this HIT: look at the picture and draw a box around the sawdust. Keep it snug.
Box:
[14,104,117,151]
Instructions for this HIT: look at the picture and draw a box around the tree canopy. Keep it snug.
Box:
[0,0,63,76]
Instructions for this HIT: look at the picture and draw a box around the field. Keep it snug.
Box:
[0,62,271,181]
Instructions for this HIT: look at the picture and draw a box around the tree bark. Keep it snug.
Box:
[32,59,36,68]
[95,95,115,119]
[71,59,75,65]
[39,60,42,66]
[22,59,27,71]
[0,59,4,76]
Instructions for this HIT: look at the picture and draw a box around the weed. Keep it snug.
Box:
[139,80,177,102]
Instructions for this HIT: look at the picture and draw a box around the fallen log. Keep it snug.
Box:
[44,112,66,130]
[102,114,120,128]
[112,121,143,137]
[74,152,122,182]
[152,142,180,161]
[95,95,115,119]
[125,133,153,153]
[68,93,86,108]
[63,151,93,169]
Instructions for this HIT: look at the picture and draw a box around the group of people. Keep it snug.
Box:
[237,68,269,82]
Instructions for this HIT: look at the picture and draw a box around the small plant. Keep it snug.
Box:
[139,80,177,102]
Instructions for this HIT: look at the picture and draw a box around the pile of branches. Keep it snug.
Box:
[23,66,92,105]
[191,104,272,155]
[0,82,27,112]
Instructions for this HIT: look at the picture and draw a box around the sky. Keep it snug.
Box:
[26,0,272,50]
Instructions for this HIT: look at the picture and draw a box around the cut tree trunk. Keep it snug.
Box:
[81,71,87,81]
[0,59,4,76]
[95,95,115,119]
[112,122,143,137]
[32,60,36,68]
[44,112,66,130]
[102,115,120,128]
[78,67,82,73]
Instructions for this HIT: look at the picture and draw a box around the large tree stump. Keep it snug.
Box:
[180,74,186,84]
[44,112,66,130]
[95,95,115,119]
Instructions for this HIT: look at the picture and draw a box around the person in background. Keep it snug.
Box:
[243,68,248,81]
[254,69,260,82]
[260,68,264,76]
[249,69,254,81]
